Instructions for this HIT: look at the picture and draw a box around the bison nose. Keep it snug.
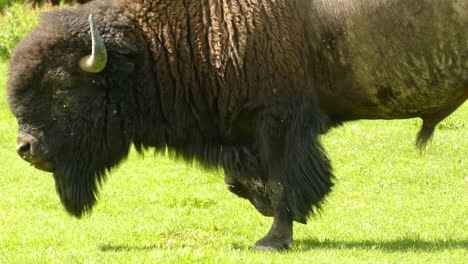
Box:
[16,133,37,161]
[17,141,31,159]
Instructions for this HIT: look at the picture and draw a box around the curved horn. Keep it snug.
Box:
[79,14,107,73]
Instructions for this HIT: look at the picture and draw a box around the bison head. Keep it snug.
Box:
[7,8,152,217]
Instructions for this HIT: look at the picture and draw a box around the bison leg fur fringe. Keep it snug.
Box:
[224,95,334,250]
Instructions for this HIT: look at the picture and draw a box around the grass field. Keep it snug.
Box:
[0,3,467,264]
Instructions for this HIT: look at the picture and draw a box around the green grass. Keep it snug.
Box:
[0,2,40,60]
[0,1,24,11]
[0,5,467,264]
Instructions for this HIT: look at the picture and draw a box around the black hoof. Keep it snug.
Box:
[251,237,293,251]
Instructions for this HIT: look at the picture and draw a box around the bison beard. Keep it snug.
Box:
[54,162,101,218]
[48,97,134,218]
[52,135,131,218]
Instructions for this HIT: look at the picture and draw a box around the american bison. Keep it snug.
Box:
[7,0,467,251]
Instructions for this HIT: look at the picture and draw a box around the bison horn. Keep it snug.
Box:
[79,14,107,73]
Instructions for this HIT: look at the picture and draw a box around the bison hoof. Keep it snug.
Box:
[251,237,293,251]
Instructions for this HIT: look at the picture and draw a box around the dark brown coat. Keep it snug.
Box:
[7,0,467,251]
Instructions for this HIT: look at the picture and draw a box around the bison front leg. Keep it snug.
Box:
[252,97,334,251]
[252,191,294,251]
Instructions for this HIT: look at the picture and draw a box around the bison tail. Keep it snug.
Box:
[416,119,436,152]
[416,95,468,151]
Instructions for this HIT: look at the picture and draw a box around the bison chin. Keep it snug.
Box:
[53,162,107,218]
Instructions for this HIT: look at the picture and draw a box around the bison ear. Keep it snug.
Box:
[79,14,108,73]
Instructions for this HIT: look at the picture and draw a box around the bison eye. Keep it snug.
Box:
[42,69,73,91]
[118,62,135,73]
[45,68,70,81]
[107,53,135,73]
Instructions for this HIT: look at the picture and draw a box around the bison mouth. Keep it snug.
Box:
[31,160,55,172]
[21,156,55,172]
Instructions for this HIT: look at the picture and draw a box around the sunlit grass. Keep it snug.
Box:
[0,4,466,264]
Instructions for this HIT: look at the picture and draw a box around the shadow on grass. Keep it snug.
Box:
[296,238,468,252]
[99,238,467,252]
[99,243,250,252]
[99,243,175,252]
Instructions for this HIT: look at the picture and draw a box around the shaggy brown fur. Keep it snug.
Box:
[7,0,467,251]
